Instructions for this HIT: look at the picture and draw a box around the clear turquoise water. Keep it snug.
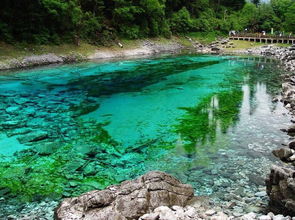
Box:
[0,54,291,215]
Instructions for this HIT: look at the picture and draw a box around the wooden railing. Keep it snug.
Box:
[230,33,295,39]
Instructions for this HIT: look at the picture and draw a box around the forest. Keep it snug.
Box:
[0,0,295,45]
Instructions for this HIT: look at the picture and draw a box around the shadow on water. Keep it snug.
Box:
[67,57,220,96]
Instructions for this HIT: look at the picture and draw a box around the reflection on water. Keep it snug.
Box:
[175,90,243,156]
[0,54,291,216]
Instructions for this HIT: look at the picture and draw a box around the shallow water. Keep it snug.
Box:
[0,54,291,216]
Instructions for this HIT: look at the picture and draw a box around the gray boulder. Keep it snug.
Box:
[54,171,194,220]
[22,54,63,66]
[266,165,295,216]
[272,148,294,161]
[289,141,295,150]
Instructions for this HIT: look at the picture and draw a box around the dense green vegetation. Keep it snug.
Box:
[1,0,295,45]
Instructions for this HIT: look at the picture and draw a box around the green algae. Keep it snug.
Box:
[175,90,243,155]
[0,155,67,201]
[0,146,118,201]
[0,121,120,201]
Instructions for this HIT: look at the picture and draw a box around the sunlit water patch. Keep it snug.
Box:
[0,54,291,216]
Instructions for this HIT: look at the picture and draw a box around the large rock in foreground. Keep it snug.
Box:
[55,171,194,220]
[266,165,295,216]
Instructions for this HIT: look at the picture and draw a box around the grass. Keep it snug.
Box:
[224,40,291,52]
[275,43,291,47]
[187,32,220,44]
[224,40,264,52]
[112,39,141,49]
[175,36,195,47]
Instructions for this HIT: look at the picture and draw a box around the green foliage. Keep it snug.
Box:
[284,3,295,32]
[193,9,219,32]
[170,7,193,34]
[252,0,260,6]
[239,3,258,30]
[0,0,294,44]
[271,0,293,19]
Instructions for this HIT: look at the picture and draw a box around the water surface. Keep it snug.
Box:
[0,54,290,216]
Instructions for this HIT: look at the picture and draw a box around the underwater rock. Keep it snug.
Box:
[54,171,194,220]
[266,165,295,216]
[82,163,99,176]
[17,131,48,143]
[33,142,59,155]
[1,120,24,129]
[5,106,20,114]
[14,97,30,105]
[63,158,87,173]
[22,107,36,116]
[6,128,32,137]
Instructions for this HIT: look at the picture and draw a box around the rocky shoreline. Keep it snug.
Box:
[262,45,295,216]
[0,53,86,71]
[54,171,295,220]
[0,38,233,71]
[227,44,295,217]
[0,40,187,71]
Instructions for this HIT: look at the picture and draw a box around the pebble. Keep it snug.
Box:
[273,215,287,220]
[205,209,217,216]
[254,191,267,197]
[259,215,272,220]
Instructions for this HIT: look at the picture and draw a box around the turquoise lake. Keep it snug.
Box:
[0,54,292,215]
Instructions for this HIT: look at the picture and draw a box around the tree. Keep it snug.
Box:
[252,0,260,6]
[239,2,258,30]
[284,2,295,32]
[257,3,280,32]
[0,0,292,44]
[270,0,293,20]
[139,0,167,36]
[170,7,193,33]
